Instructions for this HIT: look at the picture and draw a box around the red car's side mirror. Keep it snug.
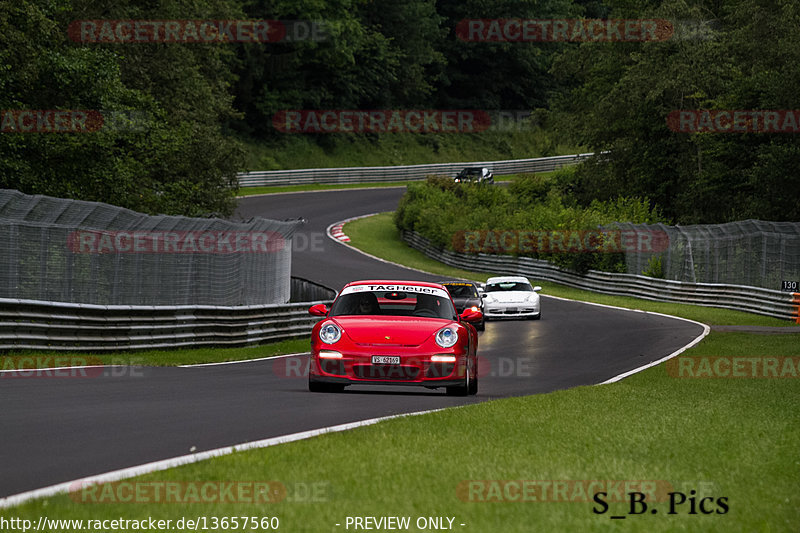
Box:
[309,304,329,316]
[460,309,483,322]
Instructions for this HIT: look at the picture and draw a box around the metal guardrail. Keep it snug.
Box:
[290,277,337,302]
[402,230,800,321]
[3,228,795,353]
[0,298,333,352]
[238,153,594,187]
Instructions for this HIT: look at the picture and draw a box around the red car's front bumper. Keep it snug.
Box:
[309,349,471,388]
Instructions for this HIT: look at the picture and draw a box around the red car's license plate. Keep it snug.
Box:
[372,356,400,365]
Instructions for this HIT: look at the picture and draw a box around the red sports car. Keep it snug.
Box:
[308,280,481,395]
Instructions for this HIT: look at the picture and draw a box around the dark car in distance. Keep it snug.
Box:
[453,167,494,184]
[439,281,486,331]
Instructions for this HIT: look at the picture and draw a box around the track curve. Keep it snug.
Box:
[0,187,705,499]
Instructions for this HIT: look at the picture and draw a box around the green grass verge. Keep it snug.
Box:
[5,333,799,532]
[4,213,797,532]
[345,213,793,327]
[1,338,310,369]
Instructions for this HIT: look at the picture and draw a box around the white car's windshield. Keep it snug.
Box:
[485,282,533,292]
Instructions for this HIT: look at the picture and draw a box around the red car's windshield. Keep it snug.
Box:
[330,289,456,319]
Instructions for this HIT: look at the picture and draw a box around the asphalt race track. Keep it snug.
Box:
[233,188,436,289]
[0,188,705,499]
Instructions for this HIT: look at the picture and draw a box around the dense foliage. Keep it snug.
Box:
[552,0,800,223]
[0,0,246,216]
[0,0,796,220]
[394,172,665,273]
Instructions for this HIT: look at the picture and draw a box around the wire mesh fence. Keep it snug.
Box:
[0,189,301,306]
[611,220,800,290]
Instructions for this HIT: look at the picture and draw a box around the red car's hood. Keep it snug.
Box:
[332,316,453,345]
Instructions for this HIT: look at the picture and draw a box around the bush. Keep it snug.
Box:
[642,256,665,278]
[394,175,666,274]
[508,174,550,206]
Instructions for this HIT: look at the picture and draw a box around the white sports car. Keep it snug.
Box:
[483,276,542,320]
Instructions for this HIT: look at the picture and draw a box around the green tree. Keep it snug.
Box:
[232,0,445,138]
[0,0,245,216]
[551,0,800,223]
[434,0,575,110]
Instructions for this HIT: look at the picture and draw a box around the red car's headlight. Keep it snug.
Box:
[435,326,458,348]
[319,322,342,344]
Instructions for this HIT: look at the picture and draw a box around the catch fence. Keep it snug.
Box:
[612,220,800,290]
[0,190,301,306]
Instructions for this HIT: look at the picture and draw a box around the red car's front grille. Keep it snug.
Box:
[353,364,421,381]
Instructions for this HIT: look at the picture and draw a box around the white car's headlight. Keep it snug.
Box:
[435,326,459,348]
[319,322,341,344]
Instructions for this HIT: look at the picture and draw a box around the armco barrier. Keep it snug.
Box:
[401,230,798,321]
[0,298,333,352]
[290,276,337,302]
[238,153,594,187]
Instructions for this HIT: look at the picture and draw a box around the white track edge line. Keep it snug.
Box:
[178,352,309,367]
[328,214,712,382]
[0,408,447,510]
[0,365,127,374]
[0,354,309,373]
[538,293,711,383]
[325,215,447,276]
[1,220,712,509]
